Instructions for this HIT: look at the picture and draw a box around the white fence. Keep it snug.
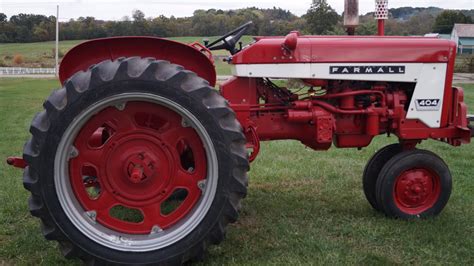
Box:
[0,67,56,75]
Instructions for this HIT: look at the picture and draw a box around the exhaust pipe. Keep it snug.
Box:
[344,0,359,35]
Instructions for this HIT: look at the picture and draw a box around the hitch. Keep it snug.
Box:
[469,115,474,137]
[6,157,27,169]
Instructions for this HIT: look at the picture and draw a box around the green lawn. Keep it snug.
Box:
[0,36,253,72]
[0,79,473,265]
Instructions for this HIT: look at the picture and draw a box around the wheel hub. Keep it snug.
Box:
[103,133,174,206]
[128,165,145,184]
[126,152,157,184]
[394,168,441,214]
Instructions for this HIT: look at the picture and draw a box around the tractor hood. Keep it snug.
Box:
[231,35,457,64]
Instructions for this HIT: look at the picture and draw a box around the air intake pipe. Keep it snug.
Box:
[375,0,388,36]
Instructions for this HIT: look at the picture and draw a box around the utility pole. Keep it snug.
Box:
[55,5,59,77]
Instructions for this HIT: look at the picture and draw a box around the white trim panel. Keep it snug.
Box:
[406,63,447,128]
[231,63,447,128]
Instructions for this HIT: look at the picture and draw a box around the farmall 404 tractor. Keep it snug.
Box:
[6,0,474,265]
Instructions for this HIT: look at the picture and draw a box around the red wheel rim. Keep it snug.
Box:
[393,168,441,215]
[69,102,207,234]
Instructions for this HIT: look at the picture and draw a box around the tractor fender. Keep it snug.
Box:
[59,36,216,86]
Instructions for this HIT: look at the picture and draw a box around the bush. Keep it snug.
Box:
[455,55,474,73]
[12,54,24,65]
[0,58,7,67]
[51,48,65,59]
[464,55,474,73]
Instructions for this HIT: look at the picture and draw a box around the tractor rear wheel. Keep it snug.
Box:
[22,58,249,264]
[375,149,452,219]
[363,144,402,212]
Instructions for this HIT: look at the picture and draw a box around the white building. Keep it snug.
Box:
[451,24,474,54]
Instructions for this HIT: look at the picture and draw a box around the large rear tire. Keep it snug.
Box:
[23,58,249,264]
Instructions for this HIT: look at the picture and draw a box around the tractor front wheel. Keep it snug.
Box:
[23,58,249,264]
[375,149,452,219]
[363,144,402,212]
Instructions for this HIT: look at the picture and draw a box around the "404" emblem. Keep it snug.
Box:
[415,99,441,111]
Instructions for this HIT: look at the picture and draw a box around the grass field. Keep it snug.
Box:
[0,78,473,265]
[0,36,254,75]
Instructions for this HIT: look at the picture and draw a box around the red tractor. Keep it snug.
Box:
[6,1,473,265]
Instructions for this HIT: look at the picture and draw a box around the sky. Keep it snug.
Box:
[0,0,473,21]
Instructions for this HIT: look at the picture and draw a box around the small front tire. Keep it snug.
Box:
[375,149,452,219]
[363,144,402,212]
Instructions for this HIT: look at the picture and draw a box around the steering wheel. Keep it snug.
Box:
[206,21,253,55]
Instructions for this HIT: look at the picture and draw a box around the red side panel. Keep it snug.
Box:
[232,36,455,64]
[59,37,216,86]
[440,44,458,126]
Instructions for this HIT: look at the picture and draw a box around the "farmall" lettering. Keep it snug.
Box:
[330,66,406,74]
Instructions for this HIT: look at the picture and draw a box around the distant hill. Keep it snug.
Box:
[362,7,473,21]
[388,7,443,20]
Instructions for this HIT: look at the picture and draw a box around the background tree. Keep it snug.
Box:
[405,11,436,35]
[0,13,9,42]
[132,9,149,35]
[305,0,340,35]
[357,21,377,35]
[433,10,472,33]
[0,6,473,43]
[0,13,7,23]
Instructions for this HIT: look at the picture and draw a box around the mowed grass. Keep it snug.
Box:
[0,36,253,74]
[0,78,473,265]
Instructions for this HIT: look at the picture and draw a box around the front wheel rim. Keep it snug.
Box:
[54,93,219,252]
[393,168,441,215]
